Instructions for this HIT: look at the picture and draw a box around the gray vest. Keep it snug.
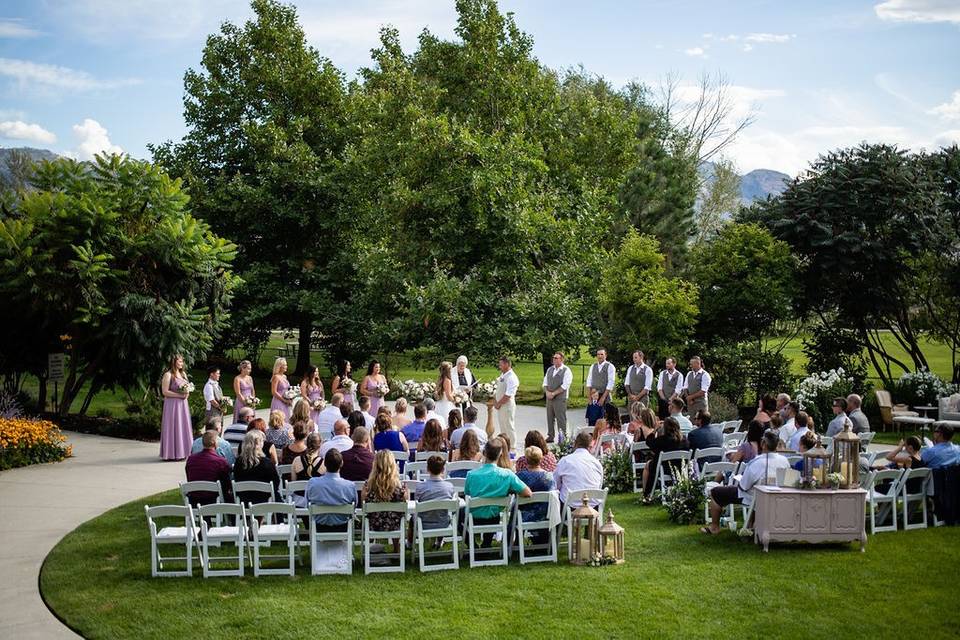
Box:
[687,371,704,396]
[661,370,681,397]
[590,362,609,393]
[546,366,566,397]
[626,365,648,394]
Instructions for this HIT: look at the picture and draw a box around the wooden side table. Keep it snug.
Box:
[752,486,867,552]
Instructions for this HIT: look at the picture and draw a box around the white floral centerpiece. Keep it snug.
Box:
[473,381,497,402]
[452,389,469,405]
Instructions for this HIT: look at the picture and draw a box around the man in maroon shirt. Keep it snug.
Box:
[340,426,374,482]
[184,431,233,505]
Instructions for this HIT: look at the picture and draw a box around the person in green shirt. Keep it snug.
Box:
[464,440,532,547]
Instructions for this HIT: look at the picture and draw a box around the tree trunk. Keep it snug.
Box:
[79,380,101,415]
[36,374,48,413]
[295,316,312,376]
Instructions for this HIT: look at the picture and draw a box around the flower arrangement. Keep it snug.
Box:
[311,398,327,411]
[452,389,469,405]
[341,378,357,396]
[827,472,844,489]
[892,368,956,408]
[183,381,196,394]
[219,397,234,414]
[473,381,497,402]
[600,442,634,494]
[0,417,72,470]
[587,551,617,567]
[661,460,706,525]
[376,382,390,398]
[283,387,301,401]
[246,395,262,408]
[390,380,437,402]
[794,368,857,427]
[553,430,574,459]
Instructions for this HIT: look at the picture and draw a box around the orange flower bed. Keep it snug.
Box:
[0,417,72,470]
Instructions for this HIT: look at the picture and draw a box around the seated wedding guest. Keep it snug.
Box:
[846,393,871,434]
[642,417,689,499]
[668,398,693,432]
[191,415,235,465]
[265,409,292,450]
[415,455,457,531]
[755,395,776,427]
[445,409,463,447]
[554,431,604,507]
[769,413,784,430]
[826,397,849,437]
[347,410,366,436]
[184,430,233,505]
[319,419,354,460]
[419,419,446,455]
[290,432,323,481]
[630,406,660,465]
[591,403,623,455]
[223,406,255,453]
[787,411,812,451]
[703,430,789,534]
[242,417,279,465]
[495,434,515,470]
[233,431,281,503]
[358,395,376,429]
[316,393,344,436]
[516,445,555,545]
[306,449,357,531]
[290,399,315,436]
[450,405,487,449]
[464,440,532,547]
[423,397,443,426]
[791,432,819,471]
[727,419,764,465]
[373,412,409,459]
[687,411,722,459]
[779,401,799,446]
[921,423,960,469]
[281,420,309,466]
[392,397,412,429]
[341,427,375,482]
[362,450,409,552]
[403,403,428,444]
[515,430,558,473]
[885,436,925,470]
[450,429,483,470]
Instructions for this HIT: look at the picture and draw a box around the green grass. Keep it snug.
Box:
[41,490,960,640]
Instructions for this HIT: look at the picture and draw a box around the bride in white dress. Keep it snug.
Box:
[435,361,456,427]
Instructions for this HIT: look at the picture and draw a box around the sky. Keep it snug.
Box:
[1,0,959,175]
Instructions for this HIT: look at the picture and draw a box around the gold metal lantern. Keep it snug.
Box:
[598,510,625,564]
[569,495,600,565]
[831,421,861,489]
[802,444,831,488]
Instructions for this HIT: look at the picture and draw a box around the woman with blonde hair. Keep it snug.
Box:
[160,353,193,461]
[233,359,255,422]
[233,431,280,502]
[270,357,293,423]
[291,432,323,481]
[435,361,456,423]
[392,397,411,429]
[265,409,292,449]
[300,365,325,425]
[362,450,409,551]
[494,434,514,471]
[290,398,315,434]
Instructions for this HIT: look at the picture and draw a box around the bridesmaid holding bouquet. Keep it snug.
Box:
[362,360,387,415]
[160,354,193,461]
[233,359,255,422]
[270,357,293,423]
[300,365,325,425]
[332,360,356,408]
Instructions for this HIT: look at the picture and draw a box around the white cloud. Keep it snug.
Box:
[744,33,796,43]
[52,0,245,42]
[0,57,138,91]
[673,84,786,121]
[719,34,739,41]
[684,46,706,57]
[933,130,960,146]
[71,119,122,160]
[929,90,960,121]
[741,43,754,52]
[0,120,56,144]
[875,0,960,24]
[0,19,41,38]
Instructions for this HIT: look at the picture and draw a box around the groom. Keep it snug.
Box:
[493,356,519,449]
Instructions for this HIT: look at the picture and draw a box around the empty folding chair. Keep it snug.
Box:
[631,441,650,493]
[412,499,460,572]
[858,432,876,446]
[198,503,246,578]
[415,450,446,462]
[145,505,199,577]
[866,469,903,534]
[248,502,297,576]
[694,447,725,472]
[362,501,409,574]
[901,467,933,530]
[465,495,513,568]
[307,504,355,575]
[562,488,608,560]
[723,432,746,448]
[446,461,481,478]
[513,492,558,564]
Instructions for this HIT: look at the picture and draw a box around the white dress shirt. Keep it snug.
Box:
[683,369,712,393]
[625,363,653,391]
[319,434,354,460]
[657,369,684,393]
[363,412,376,429]
[203,378,222,411]
[787,426,810,451]
[541,365,573,390]
[450,424,488,448]
[316,405,342,435]
[779,417,797,446]
[553,448,604,504]
[498,369,520,398]
[738,453,791,504]
[585,361,616,391]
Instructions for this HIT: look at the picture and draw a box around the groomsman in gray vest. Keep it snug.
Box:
[585,348,616,409]
[624,350,653,410]
[683,356,712,419]
[657,357,683,419]
[542,352,573,442]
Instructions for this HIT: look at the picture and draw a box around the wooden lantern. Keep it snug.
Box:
[831,421,861,489]
[598,510,625,564]
[569,495,600,565]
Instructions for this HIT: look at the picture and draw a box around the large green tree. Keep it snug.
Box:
[151,0,349,374]
[0,155,238,414]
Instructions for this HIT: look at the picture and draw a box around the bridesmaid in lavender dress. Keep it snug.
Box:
[233,359,255,422]
[362,360,387,415]
[299,365,326,426]
[270,357,294,423]
[332,360,356,409]
[160,354,193,461]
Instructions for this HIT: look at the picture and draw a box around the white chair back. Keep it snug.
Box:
[415,450,446,462]
[180,481,224,507]
[145,504,198,577]
[446,461,481,476]
[307,503,355,575]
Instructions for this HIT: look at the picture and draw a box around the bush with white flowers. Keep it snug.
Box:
[891,368,956,408]
[794,368,857,428]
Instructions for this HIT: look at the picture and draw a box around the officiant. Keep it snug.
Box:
[453,355,475,411]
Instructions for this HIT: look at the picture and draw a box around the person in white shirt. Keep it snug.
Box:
[554,431,604,507]
[453,355,475,409]
[656,357,684,419]
[542,351,573,443]
[585,348,616,407]
[787,412,811,451]
[703,430,790,534]
[316,393,344,437]
[624,350,653,410]
[422,397,444,427]
[683,356,711,417]
[669,398,693,432]
[779,401,799,447]
[450,405,488,449]
[203,366,224,420]
[318,419,354,460]
[493,356,520,448]
[358,395,376,429]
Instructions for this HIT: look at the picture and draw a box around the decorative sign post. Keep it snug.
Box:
[48,353,66,413]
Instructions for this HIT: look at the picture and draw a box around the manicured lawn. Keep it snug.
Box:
[41,490,960,640]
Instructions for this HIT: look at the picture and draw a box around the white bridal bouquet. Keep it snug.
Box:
[341,378,357,396]
[452,389,469,405]
[473,381,497,402]
[283,387,301,401]
[247,395,262,407]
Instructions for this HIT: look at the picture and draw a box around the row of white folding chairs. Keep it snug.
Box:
[630,445,727,495]
[861,466,935,534]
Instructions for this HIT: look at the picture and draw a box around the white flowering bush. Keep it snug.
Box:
[891,368,956,408]
[388,379,437,402]
[794,368,856,427]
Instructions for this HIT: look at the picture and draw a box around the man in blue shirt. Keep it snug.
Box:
[687,411,722,460]
[306,449,357,531]
[190,416,235,465]
[450,405,488,449]
[921,424,960,469]
[402,403,428,445]
[464,440,531,546]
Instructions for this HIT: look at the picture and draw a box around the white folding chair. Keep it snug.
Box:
[562,488,608,560]
[655,451,692,502]
[694,447,725,471]
[389,450,408,468]
[403,479,419,498]
[248,502,297,576]
[820,435,833,451]
[866,469,903,534]
[513,492,558,564]
[180,480,224,508]
[415,450,446,462]
[721,420,740,433]
[860,451,878,467]
[465,496,512,568]
[858,432,876,446]
[447,477,466,495]
[284,480,309,504]
[362,501,408,574]
[631,441,650,493]
[412,499,460,572]
[198,503,246,577]
[276,463,293,481]
[901,467,933,530]
[577,425,594,437]
[701,461,739,530]
[232,480,276,507]
[307,504,355,575]
[405,461,428,481]
[145,505,199,577]
[446,461,481,477]
[723,432,746,448]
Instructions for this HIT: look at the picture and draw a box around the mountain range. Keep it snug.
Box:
[0,147,59,187]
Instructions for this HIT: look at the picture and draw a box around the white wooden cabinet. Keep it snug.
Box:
[753,486,867,552]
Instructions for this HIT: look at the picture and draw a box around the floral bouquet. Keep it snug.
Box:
[246,395,262,408]
[397,379,425,402]
[452,389,469,405]
[183,381,196,394]
[473,381,497,402]
[283,387,301,401]
[219,397,234,414]
[376,381,390,398]
[341,378,357,396]
[311,398,326,411]
[827,472,844,488]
